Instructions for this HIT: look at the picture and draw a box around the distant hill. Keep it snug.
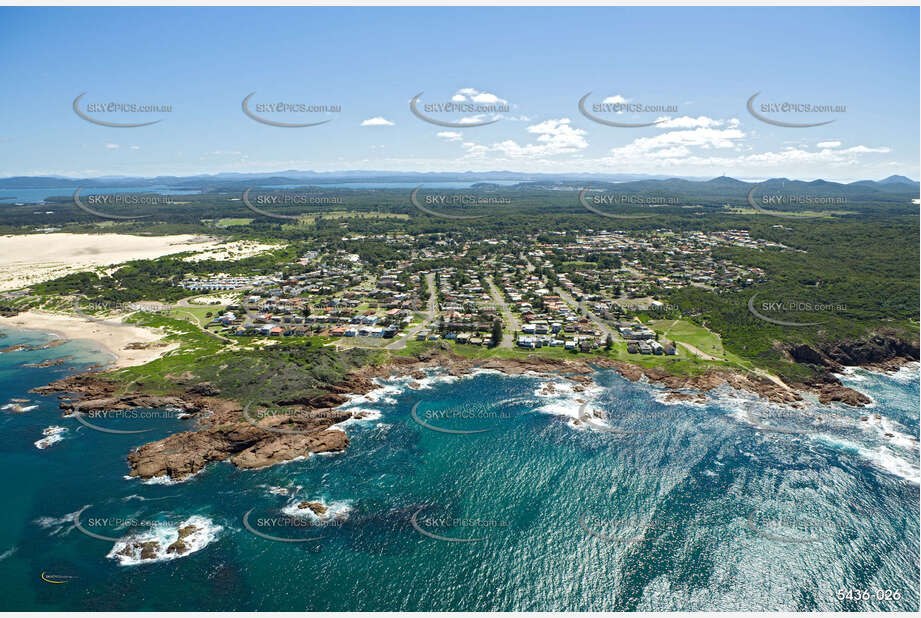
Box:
[1,171,916,215]
[0,170,698,188]
[880,174,917,185]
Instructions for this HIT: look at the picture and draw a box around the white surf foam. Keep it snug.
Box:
[815,435,920,485]
[3,403,38,412]
[653,390,708,407]
[282,498,353,524]
[533,378,607,431]
[34,508,82,536]
[330,408,383,431]
[889,362,921,384]
[34,426,67,449]
[129,469,202,486]
[106,515,222,566]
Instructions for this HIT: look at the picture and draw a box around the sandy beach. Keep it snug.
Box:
[0,310,178,369]
[0,233,222,292]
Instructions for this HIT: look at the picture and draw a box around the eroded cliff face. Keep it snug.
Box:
[786,334,919,373]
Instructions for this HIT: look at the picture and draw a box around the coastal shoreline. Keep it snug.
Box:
[26,345,919,482]
[0,310,178,369]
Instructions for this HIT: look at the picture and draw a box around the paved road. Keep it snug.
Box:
[555,285,618,340]
[386,272,437,350]
[485,276,517,348]
[523,255,616,341]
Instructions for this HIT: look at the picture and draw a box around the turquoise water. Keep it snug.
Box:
[0,325,918,611]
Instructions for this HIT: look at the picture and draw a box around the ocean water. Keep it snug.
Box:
[0,326,918,611]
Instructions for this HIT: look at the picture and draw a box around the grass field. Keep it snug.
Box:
[202,218,254,227]
[167,305,223,327]
[277,211,410,225]
[723,207,848,218]
[647,318,725,359]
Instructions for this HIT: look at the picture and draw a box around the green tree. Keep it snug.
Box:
[490,319,503,348]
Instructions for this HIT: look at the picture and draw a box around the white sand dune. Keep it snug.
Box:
[0,233,221,292]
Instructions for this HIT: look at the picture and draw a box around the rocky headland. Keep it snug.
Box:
[27,334,917,482]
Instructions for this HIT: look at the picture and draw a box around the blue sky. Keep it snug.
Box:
[0,6,917,181]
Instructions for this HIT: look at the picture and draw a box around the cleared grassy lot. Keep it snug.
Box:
[167,305,223,327]
[647,318,725,359]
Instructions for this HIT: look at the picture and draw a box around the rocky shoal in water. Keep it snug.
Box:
[28,342,918,481]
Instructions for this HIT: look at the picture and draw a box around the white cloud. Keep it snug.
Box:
[598,141,893,174]
[460,118,588,160]
[459,114,490,124]
[607,127,746,161]
[361,117,395,127]
[453,88,508,105]
[843,145,890,154]
[602,95,629,104]
[437,131,463,142]
[129,145,141,150]
[104,143,119,149]
[817,140,842,148]
[652,116,733,129]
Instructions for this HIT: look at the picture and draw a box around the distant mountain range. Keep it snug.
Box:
[0,171,916,190]
[522,174,919,201]
[0,171,706,188]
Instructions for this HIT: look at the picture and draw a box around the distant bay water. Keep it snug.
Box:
[0,323,917,611]
[0,181,522,204]
[0,186,202,204]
